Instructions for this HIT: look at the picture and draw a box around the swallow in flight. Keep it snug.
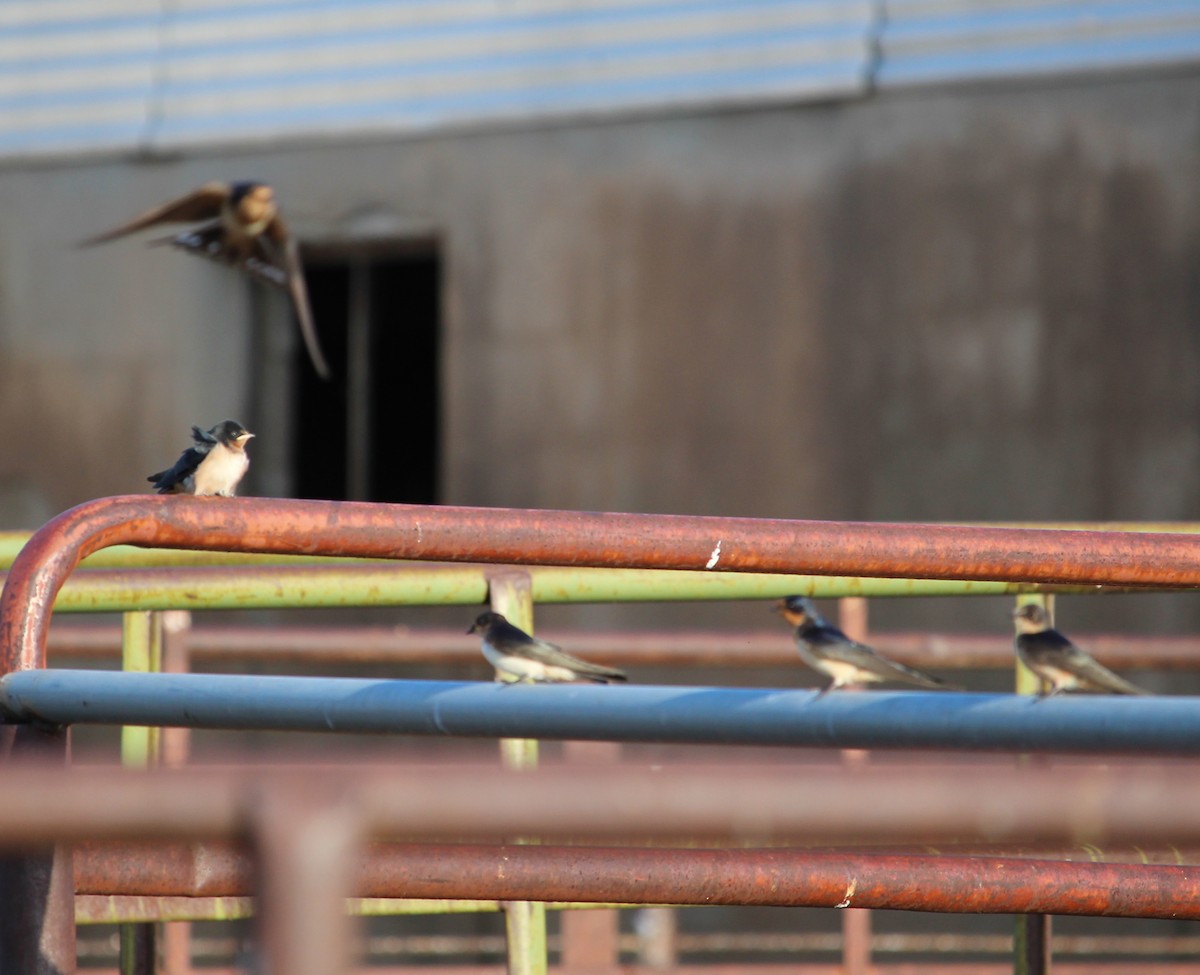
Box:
[81,181,330,379]
[148,420,255,497]
[1013,603,1149,696]
[467,611,627,684]
[775,596,951,694]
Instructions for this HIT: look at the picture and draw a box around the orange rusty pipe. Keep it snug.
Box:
[72,841,1200,920]
[6,494,1200,672]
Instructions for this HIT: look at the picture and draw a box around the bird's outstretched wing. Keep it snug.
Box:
[80,183,230,246]
[264,219,330,380]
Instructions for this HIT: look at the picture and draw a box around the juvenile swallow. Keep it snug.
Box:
[467,612,627,684]
[148,420,255,497]
[81,181,330,379]
[1012,604,1150,697]
[775,596,950,694]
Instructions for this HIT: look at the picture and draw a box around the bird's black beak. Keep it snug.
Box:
[466,623,477,635]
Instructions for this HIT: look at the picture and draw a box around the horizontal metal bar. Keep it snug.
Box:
[3,564,1121,615]
[7,521,1200,569]
[3,670,1199,754]
[10,496,1200,673]
[70,842,1200,920]
[45,623,1200,671]
[4,762,1200,846]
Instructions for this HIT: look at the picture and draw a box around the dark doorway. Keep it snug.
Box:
[293,247,440,504]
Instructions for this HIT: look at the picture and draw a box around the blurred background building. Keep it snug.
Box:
[2,0,1200,630]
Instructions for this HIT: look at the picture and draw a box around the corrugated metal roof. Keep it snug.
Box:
[879,0,1200,85]
[0,0,874,158]
[3,0,1200,160]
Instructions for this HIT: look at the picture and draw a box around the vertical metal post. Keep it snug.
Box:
[561,742,621,972]
[0,723,75,975]
[1014,594,1053,975]
[160,611,193,975]
[121,611,163,975]
[635,908,677,970]
[836,597,872,975]
[121,611,162,767]
[346,259,372,502]
[489,572,547,975]
[254,783,361,975]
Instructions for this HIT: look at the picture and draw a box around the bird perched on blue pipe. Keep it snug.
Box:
[81,181,330,379]
[468,612,627,684]
[148,420,254,497]
[775,596,951,694]
[1012,603,1150,697]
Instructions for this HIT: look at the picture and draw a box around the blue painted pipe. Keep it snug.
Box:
[1,669,1198,754]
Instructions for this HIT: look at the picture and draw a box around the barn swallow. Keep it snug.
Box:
[81,181,330,379]
[1012,603,1150,697]
[467,612,627,684]
[147,420,255,497]
[774,596,950,694]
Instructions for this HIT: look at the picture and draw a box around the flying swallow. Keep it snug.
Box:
[148,420,255,497]
[467,611,627,684]
[81,181,330,379]
[1012,603,1149,696]
[774,596,950,694]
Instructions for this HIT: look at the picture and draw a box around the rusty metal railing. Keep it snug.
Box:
[6,497,1200,974]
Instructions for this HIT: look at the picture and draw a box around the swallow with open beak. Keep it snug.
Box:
[81,181,330,379]
[467,611,627,684]
[148,420,255,497]
[1012,603,1149,696]
[775,596,950,694]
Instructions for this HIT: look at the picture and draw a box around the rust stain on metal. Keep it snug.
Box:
[72,841,1200,920]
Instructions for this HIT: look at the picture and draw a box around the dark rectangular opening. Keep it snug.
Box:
[293,246,440,504]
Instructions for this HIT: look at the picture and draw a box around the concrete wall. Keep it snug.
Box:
[2,68,1198,631]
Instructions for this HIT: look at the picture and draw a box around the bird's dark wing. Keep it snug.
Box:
[806,629,946,688]
[1064,652,1149,695]
[519,636,627,682]
[1047,640,1150,695]
[190,425,218,445]
[80,183,231,246]
[264,217,331,380]
[147,443,211,493]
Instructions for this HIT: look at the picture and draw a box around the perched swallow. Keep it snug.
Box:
[148,420,255,497]
[1012,604,1149,697]
[81,181,330,379]
[467,611,627,684]
[774,596,950,694]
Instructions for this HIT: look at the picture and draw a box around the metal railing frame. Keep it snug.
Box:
[4,497,1200,975]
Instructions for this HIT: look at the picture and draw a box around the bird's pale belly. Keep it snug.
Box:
[192,446,249,496]
[1028,663,1080,689]
[482,645,574,683]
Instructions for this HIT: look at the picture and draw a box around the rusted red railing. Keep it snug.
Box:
[70,839,1200,919]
